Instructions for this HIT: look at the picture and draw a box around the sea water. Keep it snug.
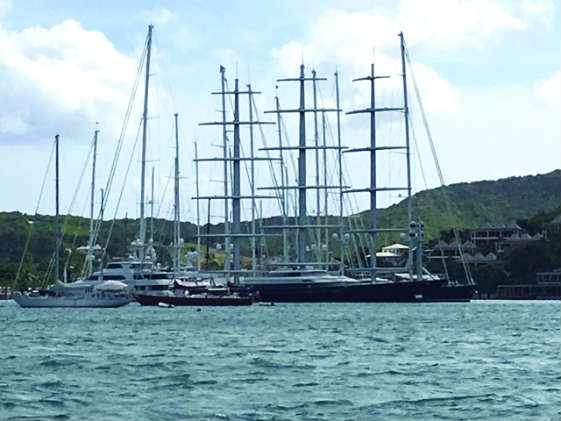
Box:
[0,300,559,420]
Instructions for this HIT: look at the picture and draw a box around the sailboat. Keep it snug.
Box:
[75,25,176,298]
[12,134,131,308]
[238,33,476,302]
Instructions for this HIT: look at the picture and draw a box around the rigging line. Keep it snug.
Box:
[152,33,178,112]
[409,112,432,260]
[53,133,95,280]
[251,95,285,215]
[409,112,429,215]
[156,166,172,220]
[64,196,90,280]
[152,165,172,245]
[336,119,367,261]
[320,89,366,269]
[13,139,56,289]
[277,117,296,219]
[62,134,95,225]
[405,46,474,285]
[90,35,148,253]
[99,119,143,265]
[317,82,365,267]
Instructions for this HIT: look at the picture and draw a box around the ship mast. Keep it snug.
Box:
[232,79,241,281]
[194,140,201,271]
[334,72,345,275]
[173,113,181,274]
[86,126,99,276]
[312,70,321,263]
[262,66,343,268]
[399,31,416,280]
[197,67,274,283]
[344,33,416,281]
[220,66,231,280]
[55,134,60,282]
[274,91,289,262]
[248,83,257,274]
[139,24,153,263]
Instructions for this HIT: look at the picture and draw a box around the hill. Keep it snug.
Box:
[374,169,560,240]
[0,170,559,287]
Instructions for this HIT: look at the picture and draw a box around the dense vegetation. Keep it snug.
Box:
[1,170,559,290]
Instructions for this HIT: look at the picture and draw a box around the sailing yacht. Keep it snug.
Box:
[239,34,476,302]
[12,134,132,308]
[77,26,184,299]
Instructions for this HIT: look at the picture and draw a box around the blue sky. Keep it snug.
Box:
[0,0,559,223]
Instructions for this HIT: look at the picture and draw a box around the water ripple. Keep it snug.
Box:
[0,300,559,420]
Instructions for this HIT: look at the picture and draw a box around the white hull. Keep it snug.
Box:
[13,295,131,308]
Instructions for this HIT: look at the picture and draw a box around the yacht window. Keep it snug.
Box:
[102,275,126,280]
[106,263,123,269]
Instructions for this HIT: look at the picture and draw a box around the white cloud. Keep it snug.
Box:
[266,0,560,211]
[0,20,137,143]
[397,0,526,50]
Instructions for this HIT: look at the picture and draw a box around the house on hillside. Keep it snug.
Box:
[425,240,476,259]
[470,222,527,250]
[498,232,544,252]
[375,243,408,266]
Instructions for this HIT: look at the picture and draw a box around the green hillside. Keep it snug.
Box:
[375,169,560,240]
[0,170,559,288]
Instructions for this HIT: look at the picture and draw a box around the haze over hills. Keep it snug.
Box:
[0,169,559,286]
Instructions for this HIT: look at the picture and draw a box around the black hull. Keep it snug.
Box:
[249,280,476,303]
[134,294,253,306]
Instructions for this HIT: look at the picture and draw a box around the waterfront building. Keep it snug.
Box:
[470,222,526,248]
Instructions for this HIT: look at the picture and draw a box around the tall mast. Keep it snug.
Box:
[174,113,180,274]
[220,66,231,279]
[89,127,98,248]
[55,134,60,282]
[297,65,307,265]
[87,126,98,275]
[198,73,274,279]
[335,72,344,275]
[399,32,414,277]
[275,91,288,262]
[345,35,411,281]
[248,84,256,274]
[262,66,340,268]
[312,70,321,263]
[194,140,201,271]
[369,63,377,282]
[322,111,328,266]
[232,79,241,283]
[139,24,153,261]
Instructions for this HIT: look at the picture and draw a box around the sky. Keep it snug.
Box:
[0,0,559,225]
